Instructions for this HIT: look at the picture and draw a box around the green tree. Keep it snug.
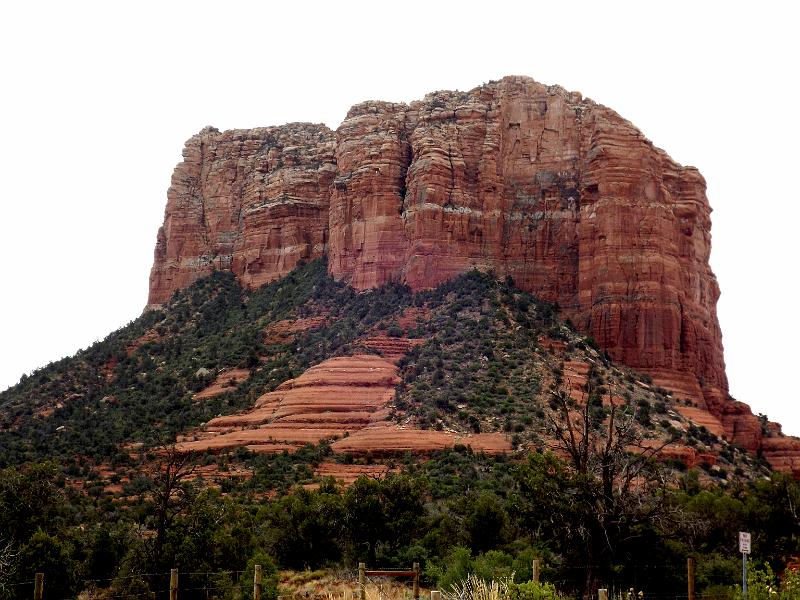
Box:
[260,483,344,568]
[0,463,62,543]
[432,546,473,591]
[18,530,76,600]
[463,492,511,553]
[343,475,426,565]
[241,550,279,600]
[169,489,253,574]
[85,523,129,582]
[142,446,199,570]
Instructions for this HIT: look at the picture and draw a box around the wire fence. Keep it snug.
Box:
[3,570,250,600]
[1,562,746,600]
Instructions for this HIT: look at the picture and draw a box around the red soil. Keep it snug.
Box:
[540,337,567,354]
[563,360,589,401]
[395,306,430,331]
[177,355,400,452]
[359,335,425,363]
[638,439,717,469]
[315,462,398,484]
[126,329,162,356]
[193,368,252,400]
[263,316,328,345]
[331,425,511,455]
[675,406,725,438]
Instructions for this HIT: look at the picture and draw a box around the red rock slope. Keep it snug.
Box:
[176,354,509,455]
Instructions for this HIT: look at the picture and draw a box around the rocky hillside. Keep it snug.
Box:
[0,260,781,482]
[146,75,793,465]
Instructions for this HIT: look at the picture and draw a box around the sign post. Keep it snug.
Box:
[739,531,751,599]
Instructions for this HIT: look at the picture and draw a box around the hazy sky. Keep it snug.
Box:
[1,1,798,432]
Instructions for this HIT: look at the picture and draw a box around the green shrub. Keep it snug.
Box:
[701,584,736,599]
[434,546,474,591]
[508,580,562,600]
[730,561,800,600]
[387,324,403,337]
[241,550,279,600]
[472,550,514,583]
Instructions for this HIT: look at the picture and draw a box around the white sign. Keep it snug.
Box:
[739,531,751,554]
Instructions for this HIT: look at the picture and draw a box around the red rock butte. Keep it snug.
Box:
[148,75,793,466]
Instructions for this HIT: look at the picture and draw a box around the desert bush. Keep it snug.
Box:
[509,581,563,600]
[728,561,800,600]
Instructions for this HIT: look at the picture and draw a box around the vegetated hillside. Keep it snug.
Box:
[4,261,800,600]
[0,260,765,482]
[0,259,410,467]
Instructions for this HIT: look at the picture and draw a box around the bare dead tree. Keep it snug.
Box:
[0,538,18,595]
[546,382,674,491]
[139,444,200,570]
[544,374,679,597]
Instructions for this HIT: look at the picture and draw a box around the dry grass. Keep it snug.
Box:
[279,571,421,600]
[363,581,418,600]
[442,574,510,600]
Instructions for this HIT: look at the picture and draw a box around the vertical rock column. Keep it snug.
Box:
[328,103,411,288]
[575,111,727,403]
[230,127,336,289]
[149,126,240,306]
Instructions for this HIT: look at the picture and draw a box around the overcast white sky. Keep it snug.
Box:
[1,1,798,433]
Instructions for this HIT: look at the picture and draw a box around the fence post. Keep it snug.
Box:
[688,557,696,600]
[413,562,420,600]
[254,564,263,600]
[431,592,441,600]
[532,559,540,583]
[33,573,43,600]
[170,568,178,600]
[358,563,366,600]
[597,589,608,600]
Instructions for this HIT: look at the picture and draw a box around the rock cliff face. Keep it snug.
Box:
[148,76,777,458]
[149,124,336,304]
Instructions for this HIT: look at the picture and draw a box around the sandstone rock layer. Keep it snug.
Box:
[176,354,511,456]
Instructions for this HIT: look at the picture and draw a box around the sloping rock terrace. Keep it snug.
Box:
[176,354,511,456]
